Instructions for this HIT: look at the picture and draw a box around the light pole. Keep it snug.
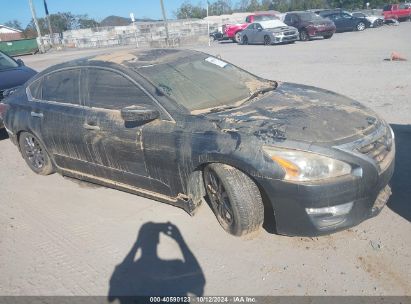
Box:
[44,0,53,46]
[28,0,45,53]
[160,0,170,46]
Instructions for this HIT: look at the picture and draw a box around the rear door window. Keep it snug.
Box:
[42,69,81,105]
[84,68,154,110]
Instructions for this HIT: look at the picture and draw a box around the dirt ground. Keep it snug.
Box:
[0,23,410,297]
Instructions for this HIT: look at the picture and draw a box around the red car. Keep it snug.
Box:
[223,14,278,42]
[383,3,411,21]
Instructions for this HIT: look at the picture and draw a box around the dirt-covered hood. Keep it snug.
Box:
[206,82,381,145]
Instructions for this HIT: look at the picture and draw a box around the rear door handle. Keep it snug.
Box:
[30,111,43,118]
[83,123,100,131]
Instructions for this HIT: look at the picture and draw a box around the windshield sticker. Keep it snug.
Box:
[205,57,228,68]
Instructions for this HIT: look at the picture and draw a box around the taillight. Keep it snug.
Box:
[0,103,9,120]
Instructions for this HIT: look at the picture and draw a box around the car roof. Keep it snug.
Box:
[49,48,200,71]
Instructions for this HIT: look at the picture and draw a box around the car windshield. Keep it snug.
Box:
[0,52,18,70]
[137,53,274,113]
[254,15,277,22]
[260,20,287,29]
[299,12,323,21]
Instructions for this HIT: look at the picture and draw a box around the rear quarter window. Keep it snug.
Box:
[42,69,80,105]
[28,78,42,100]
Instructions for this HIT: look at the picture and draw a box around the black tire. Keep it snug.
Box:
[356,22,366,31]
[204,163,264,236]
[19,131,54,175]
[323,34,333,39]
[299,30,309,41]
[242,35,249,45]
[263,35,271,45]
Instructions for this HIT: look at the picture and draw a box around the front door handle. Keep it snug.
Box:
[83,123,100,131]
[30,111,44,118]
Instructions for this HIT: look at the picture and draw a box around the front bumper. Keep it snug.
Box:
[271,33,299,44]
[308,27,335,37]
[256,143,395,236]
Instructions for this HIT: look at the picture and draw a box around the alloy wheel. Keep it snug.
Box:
[204,168,235,230]
[264,36,271,45]
[357,22,365,31]
[23,135,46,169]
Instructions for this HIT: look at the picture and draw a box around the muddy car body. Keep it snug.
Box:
[0,49,395,237]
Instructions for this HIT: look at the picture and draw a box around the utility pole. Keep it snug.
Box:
[28,0,45,53]
[207,1,210,47]
[43,0,53,46]
[159,0,170,46]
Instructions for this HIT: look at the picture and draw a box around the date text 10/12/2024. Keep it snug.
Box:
[149,296,257,303]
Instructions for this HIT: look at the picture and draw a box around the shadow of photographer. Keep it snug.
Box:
[108,222,205,302]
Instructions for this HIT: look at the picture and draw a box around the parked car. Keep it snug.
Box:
[223,13,278,43]
[0,51,36,129]
[383,3,411,21]
[0,49,395,237]
[209,30,225,41]
[283,11,336,41]
[239,20,298,45]
[318,10,371,32]
[352,11,384,27]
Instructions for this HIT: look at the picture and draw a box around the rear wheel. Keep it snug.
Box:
[204,163,264,236]
[323,34,333,39]
[19,132,54,175]
[263,35,271,45]
[356,22,366,31]
[242,35,249,45]
[299,30,309,41]
[234,31,242,43]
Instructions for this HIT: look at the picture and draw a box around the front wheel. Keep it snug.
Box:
[356,22,366,31]
[242,35,249,45]
[204,163,264,236]
[263,35,271,45]
[19,132,55,175]
[299,30,309,41]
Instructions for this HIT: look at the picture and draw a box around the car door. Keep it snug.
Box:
[245,24,257,43]
[328,14,343,31]
[341,12,355,30]
[81,67,175,195]
[27,68,90,172]
[254,23,265,44]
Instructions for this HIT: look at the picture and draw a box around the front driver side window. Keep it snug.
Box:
[85,68,154,110]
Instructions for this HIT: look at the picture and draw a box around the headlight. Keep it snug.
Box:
[263,146,352,182]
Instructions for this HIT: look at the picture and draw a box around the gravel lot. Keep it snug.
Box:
[0,23,410,297]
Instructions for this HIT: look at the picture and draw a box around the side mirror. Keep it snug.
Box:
[121,105,159,123]
[16,59,25,66]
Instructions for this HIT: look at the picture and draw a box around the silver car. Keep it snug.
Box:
[239,20,299,45]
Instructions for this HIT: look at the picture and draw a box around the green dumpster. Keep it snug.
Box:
[0,38,39,56]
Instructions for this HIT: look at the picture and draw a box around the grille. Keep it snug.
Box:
[284,31,296,36]
[356,127,393,170]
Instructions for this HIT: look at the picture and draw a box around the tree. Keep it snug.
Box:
[77,15,100,29]
[4,20,23,30]
[174,1,207,19]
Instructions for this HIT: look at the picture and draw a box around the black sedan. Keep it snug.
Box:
[317,10,371,32]
[0,51,37,128]
[0,49,395,236]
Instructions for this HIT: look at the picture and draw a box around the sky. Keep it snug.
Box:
[0,0,194,27]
